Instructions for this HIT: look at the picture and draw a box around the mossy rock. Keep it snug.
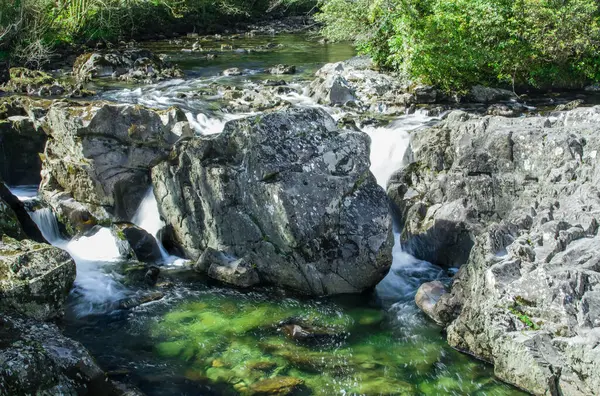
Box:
[248,376,303,395]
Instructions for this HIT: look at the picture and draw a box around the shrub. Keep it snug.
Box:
[317,0,600,92]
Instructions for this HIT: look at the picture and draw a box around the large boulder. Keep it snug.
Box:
[152,107,393,295]
[73,49,183,83]
[403,107,600,395]
[0,236,76,320]
[40,101,191,221]
[0,315,114,395]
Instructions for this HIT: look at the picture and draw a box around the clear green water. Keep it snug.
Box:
[61,33,528,396]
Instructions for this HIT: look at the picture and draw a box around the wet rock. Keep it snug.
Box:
[0,236,76,320]
[116,223,162,262]
[415,281,447,325]
[73,49,183,83]
[117,291,164,310]
[0,315,115,395]
[0,60,9,84]
[249,376,303,395]
[152,107,393,295]
[222,67,243,76]
[278,320,348,345]
[268,64,296,75]
[400,106,600,395]
[197,247,259,288]
[469,85,516,103]
[40,101,187,221]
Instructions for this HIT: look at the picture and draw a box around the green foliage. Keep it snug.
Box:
[317,0,600,92]
[0,0,316,66]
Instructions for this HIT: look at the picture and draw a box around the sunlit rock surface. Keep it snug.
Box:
[153,107,393,295]
[400,107,600,395]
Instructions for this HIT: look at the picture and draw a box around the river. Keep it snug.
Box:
[11,33,526,395]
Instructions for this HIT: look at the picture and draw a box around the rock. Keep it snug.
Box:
[0,315,113,395]
[414,281,447,325]
[0,114,46,185]
[117,291,164,310]
[153,107,393,295]
[400,106,600,395]
[73,49,183,83]
[222,67,243,76]
[487,103,518,117]
[268,64,296,75]
[197,247,259,288]
[0,182,45,242]
[40,101,186,221]
[469,85,516,103]
[0,236,76,320]
[310,58,418,113]
[116,223,162,262]
[278,320,348,345]
[3,67,55,95]
[556,99,584,111]
[249,376,304,395]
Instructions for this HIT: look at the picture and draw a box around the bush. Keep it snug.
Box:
[317,0,600,92]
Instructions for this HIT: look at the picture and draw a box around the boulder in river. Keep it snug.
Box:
[268,64,296,75]
[0,315,114,395]
[152,107,393,295]
[73,49,183,83]
[403,107,600,395]
[41,101,190,221]
[0,236,76,321]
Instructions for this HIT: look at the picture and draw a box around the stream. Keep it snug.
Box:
[11,34,526,395]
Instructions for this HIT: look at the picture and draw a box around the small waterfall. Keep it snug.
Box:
[29,207,63,244]
[8,185,38,201]
[362,112,446,329]
[132,187,184,265]
[363,111,433,188]
[28,205,127,316]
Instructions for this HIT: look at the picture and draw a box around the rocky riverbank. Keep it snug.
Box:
[1,32,599,395]
[401,108,600,395]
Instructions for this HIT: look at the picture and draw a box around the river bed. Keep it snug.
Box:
[14,33,526,395]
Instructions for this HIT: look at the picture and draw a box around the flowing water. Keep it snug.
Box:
[12,34,527,395]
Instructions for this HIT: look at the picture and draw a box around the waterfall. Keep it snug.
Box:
[361,112,446,324]
[132,187,184,265]
[363,111,433,188]
[28,206,127,316]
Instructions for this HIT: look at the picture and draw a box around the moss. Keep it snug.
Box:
[115,230,127,241]
[508,302,540,330]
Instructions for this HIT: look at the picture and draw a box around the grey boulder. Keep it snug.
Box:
[40,101,189,221]
[152,107,393,295]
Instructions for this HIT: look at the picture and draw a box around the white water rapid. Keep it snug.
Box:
[23,203,128,317]
[132,187,186,266]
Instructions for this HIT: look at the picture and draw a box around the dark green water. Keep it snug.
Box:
[60,33,528,395]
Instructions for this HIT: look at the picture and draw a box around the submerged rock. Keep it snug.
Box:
[41,101,188,221]
[0,315,113,395]
[73,49,183,83]
[400,107,600,395]
[249,376,303,395]
[153,107,393,295]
